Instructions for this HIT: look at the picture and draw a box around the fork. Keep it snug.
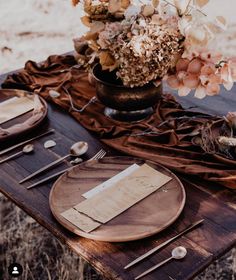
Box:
[26,149,106,190]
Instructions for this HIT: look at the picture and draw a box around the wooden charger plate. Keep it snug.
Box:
[0,89,47,142]
[49,156,186,242]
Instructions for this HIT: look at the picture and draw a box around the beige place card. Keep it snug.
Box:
[74,164,172,224]
[0,96,34,124]
[61,208,101,233]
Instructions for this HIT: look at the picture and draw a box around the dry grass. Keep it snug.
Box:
[1,193,235,280]
[0,194,102,280]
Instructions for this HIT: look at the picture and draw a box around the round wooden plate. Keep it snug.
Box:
[49,156,186,242]
[0,89,48,142]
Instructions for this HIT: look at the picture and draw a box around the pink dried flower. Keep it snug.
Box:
[167,56,225,99]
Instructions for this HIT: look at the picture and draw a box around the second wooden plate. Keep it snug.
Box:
[49,156,186,242]
[0,89,48,142]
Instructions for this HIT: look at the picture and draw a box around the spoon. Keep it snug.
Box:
[0,144,34,164]
[135,246,187,280]
[19,141,88,184]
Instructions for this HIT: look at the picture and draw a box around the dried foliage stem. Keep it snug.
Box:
[186,0,192,10]
[63,87,97,113]
[163,0,179,12]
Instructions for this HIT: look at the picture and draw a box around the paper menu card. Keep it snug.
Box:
[61,208,101,233]
[74,164,172,223]
[82,163,140,199]
[0,96,34,124]
[61,163,172,233]
[61,164,140,233]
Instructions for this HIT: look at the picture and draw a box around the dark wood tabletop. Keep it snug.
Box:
[1,69,236,280]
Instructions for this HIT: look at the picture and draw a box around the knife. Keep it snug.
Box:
[124,219,204,270]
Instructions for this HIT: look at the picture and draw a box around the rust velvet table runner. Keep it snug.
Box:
[2,54,236,189]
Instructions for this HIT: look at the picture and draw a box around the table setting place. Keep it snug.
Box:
[1,0,236,279]
[0,118,204,279]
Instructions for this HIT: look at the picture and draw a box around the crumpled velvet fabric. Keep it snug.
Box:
[3,54,236,189]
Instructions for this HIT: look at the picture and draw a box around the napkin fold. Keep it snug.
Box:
[0,96,34,124]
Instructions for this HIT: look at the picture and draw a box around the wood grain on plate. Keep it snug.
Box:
[0,89,48,142]
[49,156,186,242]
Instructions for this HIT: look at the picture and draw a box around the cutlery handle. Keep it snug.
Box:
[0,151,23,164]
[27,167,73,189]
[124,219,204,269]
[0,129,55,156]
[135,257,172,280]
[19,154,70,184]
[26,150,106,190]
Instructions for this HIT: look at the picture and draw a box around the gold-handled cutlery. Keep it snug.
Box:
[135,246,187,280]
[19,141,88,184]
[124,219,204,270]
[0,144,34,164]
[0,129,55,156]
[26,149,106,189]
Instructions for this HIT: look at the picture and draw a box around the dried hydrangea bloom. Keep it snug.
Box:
[97,15,183,87]
[74,37,98,69]
[97,22,123,49]
[117,33,182,87]
[84,2,110,21]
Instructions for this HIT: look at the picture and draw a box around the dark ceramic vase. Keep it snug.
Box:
[91,64,162,122]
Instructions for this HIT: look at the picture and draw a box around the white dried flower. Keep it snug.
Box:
[124,4,141,19]
[226,112,236,130]
[218,136,236,147]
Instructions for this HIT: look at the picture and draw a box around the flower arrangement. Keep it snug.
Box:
[72,0,236,98]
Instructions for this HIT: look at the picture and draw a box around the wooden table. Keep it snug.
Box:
[1,69,236,280]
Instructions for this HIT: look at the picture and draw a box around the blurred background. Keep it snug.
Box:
[0,0,236,74]
[0,0,86,73]
[0,0,236,279]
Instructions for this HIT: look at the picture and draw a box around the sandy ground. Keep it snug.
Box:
[0,0,236,74]
[0,0,236,279]
[0,0,87,74]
